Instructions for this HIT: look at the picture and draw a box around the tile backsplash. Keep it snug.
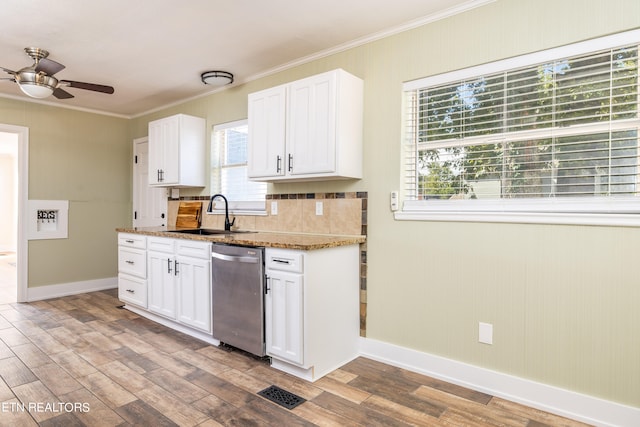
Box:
[169,192,367,236]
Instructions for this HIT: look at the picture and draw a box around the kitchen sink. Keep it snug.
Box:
[170,228,256,235]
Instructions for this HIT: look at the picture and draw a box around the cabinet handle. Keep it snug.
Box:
[167,257,172,274]
[126,289,135,293]
[157,169,161,182]
[125,260,135,265]
[273,258,290,265]
[174,260,179,276]
[159,169,164,182]
[276,155,282,173]
[288,154,293,172]
[265,276,270,294]
[125,239,134,244]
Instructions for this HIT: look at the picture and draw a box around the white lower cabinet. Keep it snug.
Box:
[118,233,147,308]
[265,269,304,365]
[147,247,177,319]
[146,237,212,334]
[175,253,211,332]
[265,245,360,381]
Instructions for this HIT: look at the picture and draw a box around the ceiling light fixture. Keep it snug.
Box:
[17,70,56,98]
[201,71,233,87]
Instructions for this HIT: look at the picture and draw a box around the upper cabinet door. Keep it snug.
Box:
[247,85,287,179]
[287,72,337,176]
[147,121,164,185]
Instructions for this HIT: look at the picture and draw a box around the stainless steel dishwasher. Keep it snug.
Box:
[211,243,266,357]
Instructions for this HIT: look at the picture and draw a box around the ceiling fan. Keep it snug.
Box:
[1,47,114,99]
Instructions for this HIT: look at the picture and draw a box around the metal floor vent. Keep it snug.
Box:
[257,385,306,410]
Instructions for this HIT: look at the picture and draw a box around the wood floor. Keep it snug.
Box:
[0,289,591,427]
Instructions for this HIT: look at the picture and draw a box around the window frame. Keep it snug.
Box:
[210,119,267,214]
[397,29,640,227]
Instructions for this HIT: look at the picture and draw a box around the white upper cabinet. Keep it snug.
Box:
[247,85,287,178]
[148,114,206,187]
[248,69,363,182]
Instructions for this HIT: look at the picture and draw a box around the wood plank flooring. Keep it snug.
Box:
[0,289,591,426]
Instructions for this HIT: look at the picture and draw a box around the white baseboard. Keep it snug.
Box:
[27,277,117,301]
[359,337,639,427]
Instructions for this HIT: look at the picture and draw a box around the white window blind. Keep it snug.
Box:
[211,120,266,211]
[400,30,640,225]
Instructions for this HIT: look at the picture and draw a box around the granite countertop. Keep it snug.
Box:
[116,227,365,250]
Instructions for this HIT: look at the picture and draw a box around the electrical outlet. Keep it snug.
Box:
[315,201,323,216]
[479,322,493,345]
[271,201,278,215]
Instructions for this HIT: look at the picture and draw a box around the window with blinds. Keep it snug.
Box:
[211,120,267,211]
[401,30,640,224]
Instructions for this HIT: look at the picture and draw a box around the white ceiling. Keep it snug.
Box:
[0,0,489,118]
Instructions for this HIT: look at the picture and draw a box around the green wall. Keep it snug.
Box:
[0,97,130,287]
[2,0,638,408]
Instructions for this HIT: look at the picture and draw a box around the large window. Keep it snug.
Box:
[400,30,640,225]
[211,120,266,211]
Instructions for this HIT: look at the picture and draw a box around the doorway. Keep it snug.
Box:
[0,132,17,303]
[0,125,28,303]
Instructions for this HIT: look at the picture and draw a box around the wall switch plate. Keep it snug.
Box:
[479,322,493,345]
[315,201,323,216]
[271,201,278,215]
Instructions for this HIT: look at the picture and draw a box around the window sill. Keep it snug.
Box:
[396,199,640,227]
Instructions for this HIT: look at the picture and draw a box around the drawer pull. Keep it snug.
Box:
[273,258,290,265]
[126,289,135,293]
[125,260,135,265]
[125,239,135,244]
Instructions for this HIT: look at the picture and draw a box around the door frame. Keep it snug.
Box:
[1,123,29,302]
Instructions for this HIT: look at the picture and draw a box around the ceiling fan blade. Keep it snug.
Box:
[53,88,74,99]
[59,80,114,94]
[1,67,16,75]
[35,58,65,75]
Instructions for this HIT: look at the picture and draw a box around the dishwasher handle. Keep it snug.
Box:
[211,251,260,264]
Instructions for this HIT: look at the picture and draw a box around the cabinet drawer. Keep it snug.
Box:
[147,237,175,253]
[118,274,147,308]
[176,239,211,259]
[118,233,146,249]
[266,248,303,273]
[118,247,146,278]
